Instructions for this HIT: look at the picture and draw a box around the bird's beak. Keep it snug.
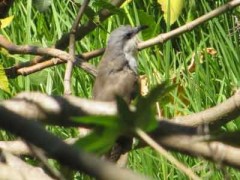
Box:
[133,25,148,34]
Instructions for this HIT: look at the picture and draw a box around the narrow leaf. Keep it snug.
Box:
[158,0,185,25]
[137,82,176,111]
[116,96,135,127]
[72,115,118,128]
[74,129,118,155]
[0,64,10,93]
[0,16,14,29]
[135,82,176,132]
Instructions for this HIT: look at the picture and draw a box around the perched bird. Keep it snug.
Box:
[93,25,148,163]
[93,25,147,103]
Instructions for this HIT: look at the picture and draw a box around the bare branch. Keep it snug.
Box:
[2,91,240,129]
[173,90,240,128]
[26,143,65,180]
[64,0,90,95]
[0,140,30,155]
[0,35,96,76]
[0,106,147,180]
[2,92,240,170]
[5,0,240,78]
[4,0,125,78]
[138,0,240,49]
[154,134,240,170]
[0,35,74,60]
[136,128,200,180]
[1,92,116,126]
[0,151,54,180]
[55,0,126,50]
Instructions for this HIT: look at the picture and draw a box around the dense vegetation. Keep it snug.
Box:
[1,0,240,179]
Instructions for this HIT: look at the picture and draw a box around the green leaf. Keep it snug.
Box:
[158,0,185,25]
[0,64,10,93]
[137,10,160,40]
[0,16,14,29]
[72,115,118,128]
[137,108,158,132]
[135,82,176,132]
[29,70,48,86]
[120,0,133,8]
[116,96,135,128]
[74,128,119,155]
[186,0,197,22]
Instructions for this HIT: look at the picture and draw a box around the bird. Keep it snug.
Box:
[93,25,148,164]
[93,25,147,102]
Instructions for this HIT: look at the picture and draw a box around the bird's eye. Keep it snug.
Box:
[125,32,132,39]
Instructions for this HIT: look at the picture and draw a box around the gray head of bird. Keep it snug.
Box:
[106,25,148,55]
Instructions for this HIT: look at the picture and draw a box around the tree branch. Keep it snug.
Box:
[173,90,240,128]
[4,0,240,78]
[136,128,200,180]
[2,92,240,170]
[138,0,240,49]
[4,0,125,78]
[1,92,116,127]
[64,0,90,95]
[0,150,54,180]
[0,35,97,76]
[0,106,147,180]
[2,91,240,129]
[154,134,240,170]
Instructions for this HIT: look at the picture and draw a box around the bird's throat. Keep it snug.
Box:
[124,52,137,74]
[123,37,138,74]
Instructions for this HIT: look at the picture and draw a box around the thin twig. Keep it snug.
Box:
[138,0,240,49]
[0,150,54,180]
[0,106,148,180]
[26,142,66,180]
[2,92,240,169]
[64,0,90,95]
[0,35,96,77]
[173,90,240,128]
[11,0,125,69]
[5,0,240,78]
[136,128,200,180]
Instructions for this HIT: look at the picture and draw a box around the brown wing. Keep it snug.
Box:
[93,53,138,103]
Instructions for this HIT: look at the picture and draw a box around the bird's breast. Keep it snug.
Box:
[124,52,137,74]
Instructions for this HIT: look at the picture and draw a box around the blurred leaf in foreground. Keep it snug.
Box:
[72,82,175,154]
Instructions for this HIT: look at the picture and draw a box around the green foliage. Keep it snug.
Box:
[1,0,240,179]
[73,83,174,155]
[73,115,118,128]
[158,0,185,25]
[75,128,118,155]
[0,64,10,93]
[0,16,14,29]
[135,10,160,40]
[136,82,176,131]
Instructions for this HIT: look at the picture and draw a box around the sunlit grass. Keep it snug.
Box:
[0,0,240,179]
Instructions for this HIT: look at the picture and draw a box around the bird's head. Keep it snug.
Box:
[107,25,148,53]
